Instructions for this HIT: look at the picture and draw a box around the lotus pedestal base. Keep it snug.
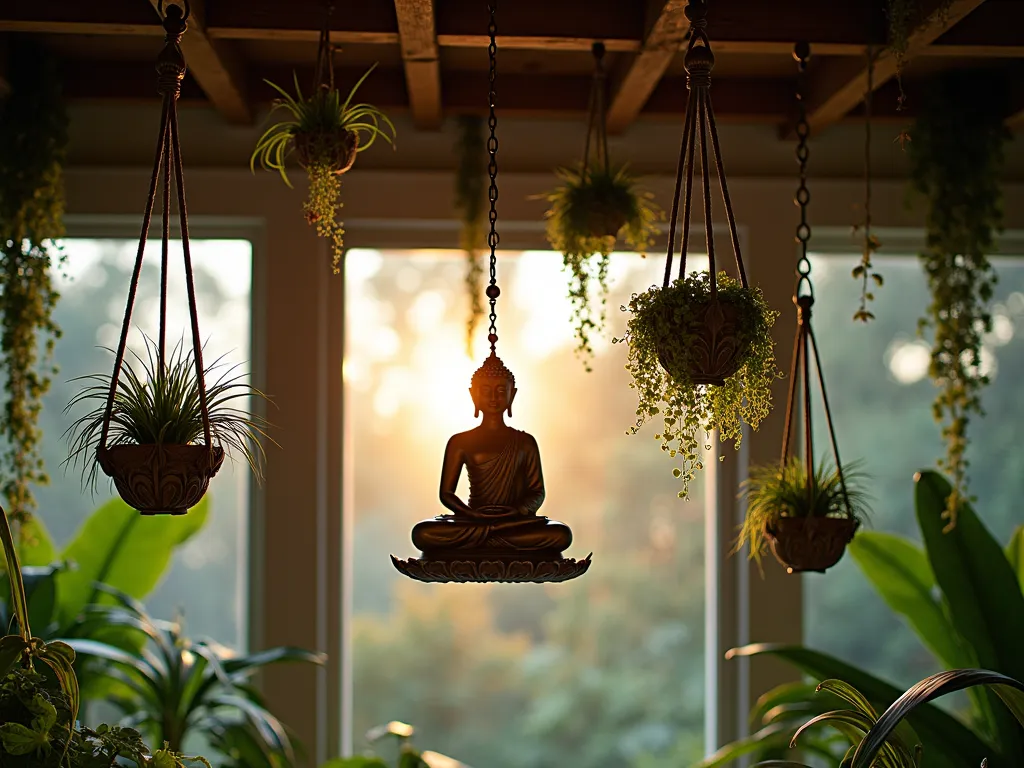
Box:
[390,554,592,583]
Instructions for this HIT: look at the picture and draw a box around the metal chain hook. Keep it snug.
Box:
[485,0,500,354]
[793,42,813,300]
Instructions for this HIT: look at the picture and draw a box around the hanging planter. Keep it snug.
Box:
[64,3,273,515]
[615,2,779,499]
[250,9,396,275]
[541,43,659,367]
[0,39,69,531]
[738,46,867,574]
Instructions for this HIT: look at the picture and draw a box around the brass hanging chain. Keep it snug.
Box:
[793,42,812,300]
[779,42,853,518]
[99,0,213,456]
[485,0,500,354]
[662,0,747,294]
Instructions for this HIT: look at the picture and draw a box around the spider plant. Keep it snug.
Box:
[737,457,870,564]
[63,586,326,763]
[250,64,396,274]
[542,163,660,365]
[62,335,274,491]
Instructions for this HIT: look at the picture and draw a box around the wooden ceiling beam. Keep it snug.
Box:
[4,0,1022,58]
[800,0,988,135]
[605,0,690,135]
[145,0,251,125]
[393,0,441,130]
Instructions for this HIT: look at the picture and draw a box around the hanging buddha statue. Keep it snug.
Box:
[413,352,572,557]
[392,353,589,583]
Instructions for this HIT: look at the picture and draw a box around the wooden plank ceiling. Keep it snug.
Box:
[2,0,1022,134]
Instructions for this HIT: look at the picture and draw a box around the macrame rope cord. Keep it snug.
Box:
[99,0,214,455]
[662,0,748,293]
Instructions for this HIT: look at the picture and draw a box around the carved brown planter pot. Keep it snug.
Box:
[97,443,225,515]
[765,516,858,574]
[655,298,751,386]
[294,129,358,175]
[585,203,628,240]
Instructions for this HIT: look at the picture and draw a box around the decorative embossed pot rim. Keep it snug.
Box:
[653,295,751,387]
[764,515,858,574]
[294,128,358,175]
[97,443,225,516]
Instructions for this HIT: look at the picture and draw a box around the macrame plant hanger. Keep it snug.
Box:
[767,43,858,574]
[581,42,609,182]
[660,0,749,385]
[97,0,224,516]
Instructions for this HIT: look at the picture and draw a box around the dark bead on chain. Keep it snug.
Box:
[487,333,498,345]
[684,44,715,76]
[485,284,500,299]
[684,0,708,27]
[793,41,811,68]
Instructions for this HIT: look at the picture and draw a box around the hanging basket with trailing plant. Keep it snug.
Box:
[0,39,69,532]
[250,8,395,274]
[615,2,779,498]
[738,47,868,574]
[908,70,1010,529]
[64,6,273,515]
[540,43,660,367]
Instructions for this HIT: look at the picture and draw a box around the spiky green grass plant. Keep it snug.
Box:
[738,456,870,564]
[543,164,660,366]
[63,335,274,491]
[250,64,396,273]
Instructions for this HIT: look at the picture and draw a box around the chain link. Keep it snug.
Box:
[485,0,500,353]
[793,43,812,299]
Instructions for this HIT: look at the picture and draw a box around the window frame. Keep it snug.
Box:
[64,168,1024,766]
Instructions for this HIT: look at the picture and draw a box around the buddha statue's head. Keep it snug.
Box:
[470,353,517,418]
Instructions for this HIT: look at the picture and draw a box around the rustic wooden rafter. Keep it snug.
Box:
[800,0,988,135]
[393,0,442,130]
[605,0,690,135]
[145,0,251,125]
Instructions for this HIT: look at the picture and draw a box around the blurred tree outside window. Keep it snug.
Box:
[345,249,709,768]
[33,238,253,651]
[804,254,1024,690]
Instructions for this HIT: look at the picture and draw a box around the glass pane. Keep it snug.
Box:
[803,254,1024,688]
[346,249,708,767]
[38,237,253,650]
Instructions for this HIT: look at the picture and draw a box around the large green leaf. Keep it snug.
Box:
[851,669,1024,768]
[1006,525,1024,595]
[848,532,970,671]
[915,471,1024,757]
[54,495,210,628]
[727,643,993,768]
[15,515,55,567]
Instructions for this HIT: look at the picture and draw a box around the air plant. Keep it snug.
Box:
[738,458,870,564]
[250,64,397,273]
[62,335,274,492]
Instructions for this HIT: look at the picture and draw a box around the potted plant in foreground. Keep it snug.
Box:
[0,500,210,767]
[251,64,396,274]
[543,163,659,365]
[63,336,274,515]
[616,270,779,498]
[738,457,869,573]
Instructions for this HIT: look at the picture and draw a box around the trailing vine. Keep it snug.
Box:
[0,40,69,531]
[907,71,1009,529]
[853,45,883,322]
[453,117,486,355]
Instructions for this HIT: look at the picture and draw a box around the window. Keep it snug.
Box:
[37,237,253,650]
[345,249,709,767]
[803,253,1023,688]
